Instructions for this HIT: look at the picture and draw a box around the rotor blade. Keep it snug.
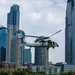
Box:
[25,35,39,38]
[25,30,62,39]
[0,26,9,30]
[25,35,49,39]
[49,30,62,38]
[42,37,49,39]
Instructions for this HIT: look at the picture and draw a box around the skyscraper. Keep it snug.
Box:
[65,0,75,64]
[6,4,20,63]
[11,30,25,68]
[7,4,20,32]
[0,30,6,62]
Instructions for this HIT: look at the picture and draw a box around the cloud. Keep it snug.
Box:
[28,12,42,22]
[0,0,7,5]
[47,12,62,25]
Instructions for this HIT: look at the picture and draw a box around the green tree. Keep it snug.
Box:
[12,68,26,75]
[0,69,10,75]
[68,71,73,75]
[61,72,68,75]
[52,73,58,75]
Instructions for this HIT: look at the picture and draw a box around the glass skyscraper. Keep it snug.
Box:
[6,4,20,63]
[7,4,20,32]
[0,30,6,62]
[23,49,31,65]
[65,0,75,64]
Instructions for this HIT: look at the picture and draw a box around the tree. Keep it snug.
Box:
[52,73,58,75]
[12,68,25,75]
[61,72,68,75]
[0,69,10,75]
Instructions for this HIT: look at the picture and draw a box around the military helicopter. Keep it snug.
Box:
[25,30,61,49]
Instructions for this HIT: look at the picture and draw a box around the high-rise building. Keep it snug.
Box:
[35,47,48,66]
[65,0,75,64]
[23,49,31,65]
[7,4,20,32]
[0,30,6,62]
[6,4,20,63]
[6,25,13,63]
[11,30,25,68]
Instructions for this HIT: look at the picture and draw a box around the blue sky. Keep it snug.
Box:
[0,0,67,63]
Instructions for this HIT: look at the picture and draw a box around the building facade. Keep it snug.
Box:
[10,30,25,68]
[7,4,20,32]
[55,63,75,72]
[23,49,31,65]
[65,0,75,64]
[6,4,20,63]
[30,65,61,75]
[35,47,48,66]
[0,30,6,62]
[6,25,13,63]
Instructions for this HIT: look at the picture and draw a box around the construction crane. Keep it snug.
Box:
[24,30,62,66]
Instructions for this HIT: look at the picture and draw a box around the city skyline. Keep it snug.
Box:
[0,0,67,63]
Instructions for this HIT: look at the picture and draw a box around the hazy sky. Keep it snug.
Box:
[0,0,67,63]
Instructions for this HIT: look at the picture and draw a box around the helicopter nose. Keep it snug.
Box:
[55,43,59,47]
[57,44,59,47]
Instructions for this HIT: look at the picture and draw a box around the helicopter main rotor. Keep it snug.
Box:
[24,30,61,48]
[25,30,62,42]
[25,30,61,39]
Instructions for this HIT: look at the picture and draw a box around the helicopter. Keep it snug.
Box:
[24,30,61,49]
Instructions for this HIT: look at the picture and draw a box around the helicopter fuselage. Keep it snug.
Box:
[25,41,58,48]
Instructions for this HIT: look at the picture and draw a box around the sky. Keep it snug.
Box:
[0,0,67,63]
